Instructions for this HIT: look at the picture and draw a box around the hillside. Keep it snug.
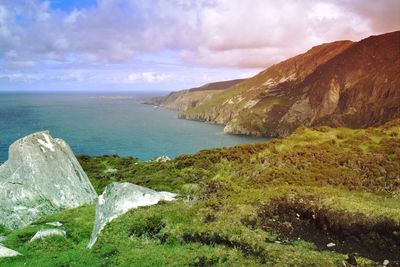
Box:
[143,79,245,111]
[179,31,400,137]
[1,120,399,266]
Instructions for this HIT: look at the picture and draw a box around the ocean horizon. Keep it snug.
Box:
[0,92,268,163]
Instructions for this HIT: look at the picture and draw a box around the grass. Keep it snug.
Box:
[0,120,399,266]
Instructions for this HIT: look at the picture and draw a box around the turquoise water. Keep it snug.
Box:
[0,92,267,163]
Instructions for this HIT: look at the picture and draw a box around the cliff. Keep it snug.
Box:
[179,31,400,137]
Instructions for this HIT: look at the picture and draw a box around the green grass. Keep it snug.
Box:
[1,120,399,266]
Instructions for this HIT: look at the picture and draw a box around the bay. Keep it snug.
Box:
[0,92,268,163]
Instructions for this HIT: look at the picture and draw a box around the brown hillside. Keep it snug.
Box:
[179,31,400,137]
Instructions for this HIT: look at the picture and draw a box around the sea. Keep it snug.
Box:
[0,92,268,163]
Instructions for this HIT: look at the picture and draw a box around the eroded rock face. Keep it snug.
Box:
[0,131,98,229]
[87,182,176,249]
[0,245,22,258]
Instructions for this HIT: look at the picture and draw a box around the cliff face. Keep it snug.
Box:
[179,31,400,137]
[144,79,245,111]
[0,131,97,229]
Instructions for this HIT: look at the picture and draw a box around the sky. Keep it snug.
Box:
[0,0,399,92]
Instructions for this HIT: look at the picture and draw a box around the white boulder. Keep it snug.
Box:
[30,229,66,242]
[0,131,98,229]
[87,182,176,248]
[0,245,22,258]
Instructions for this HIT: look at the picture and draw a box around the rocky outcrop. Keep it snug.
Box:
[179,31,400,137]
[0,245,21,258]
[0,131,98,229]
[87,182,176,249]
[30,229,66,242]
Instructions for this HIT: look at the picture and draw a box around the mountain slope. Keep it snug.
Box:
[143,79,245,111]
[180,31,400,137]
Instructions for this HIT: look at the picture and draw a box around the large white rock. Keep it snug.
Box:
[0,245,22,258]
[0,131,98,229]
[30,229,66,242]
[87,182,176,248]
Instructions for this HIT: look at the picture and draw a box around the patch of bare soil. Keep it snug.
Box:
[257,194,400,265]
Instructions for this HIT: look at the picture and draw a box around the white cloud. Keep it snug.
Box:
[123,72,172,84]
[0,0,399,89]
[0,72,42,82]
[189,0,395,67]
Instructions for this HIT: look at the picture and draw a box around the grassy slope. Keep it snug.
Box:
[144,79,245,112]
[0,120,399,266]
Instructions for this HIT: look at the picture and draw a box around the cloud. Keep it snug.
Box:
[0,0,399,88]
[189,0,398,67]
[123,72,172,83]
[0,72,42,82]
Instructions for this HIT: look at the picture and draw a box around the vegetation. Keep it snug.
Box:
[1,120,399,266]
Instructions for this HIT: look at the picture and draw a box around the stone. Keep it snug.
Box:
[0,245,22,257]
[30,229,66,242]
[152,155,171,163]
[326,242,336,248]
[87,182,176,249]
[383,260,389,266]
[104,168,118,173]
[46,221,63,227]
[0,131,98,229]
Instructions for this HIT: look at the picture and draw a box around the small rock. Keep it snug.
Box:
[326,242,336,248]
[30,229,66,242]
[274,241,282,244]
[383,260,389,266]
[0,245,22,257]
[104,168,118,173]
[46,221,63,227]
[152,155,171,163]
